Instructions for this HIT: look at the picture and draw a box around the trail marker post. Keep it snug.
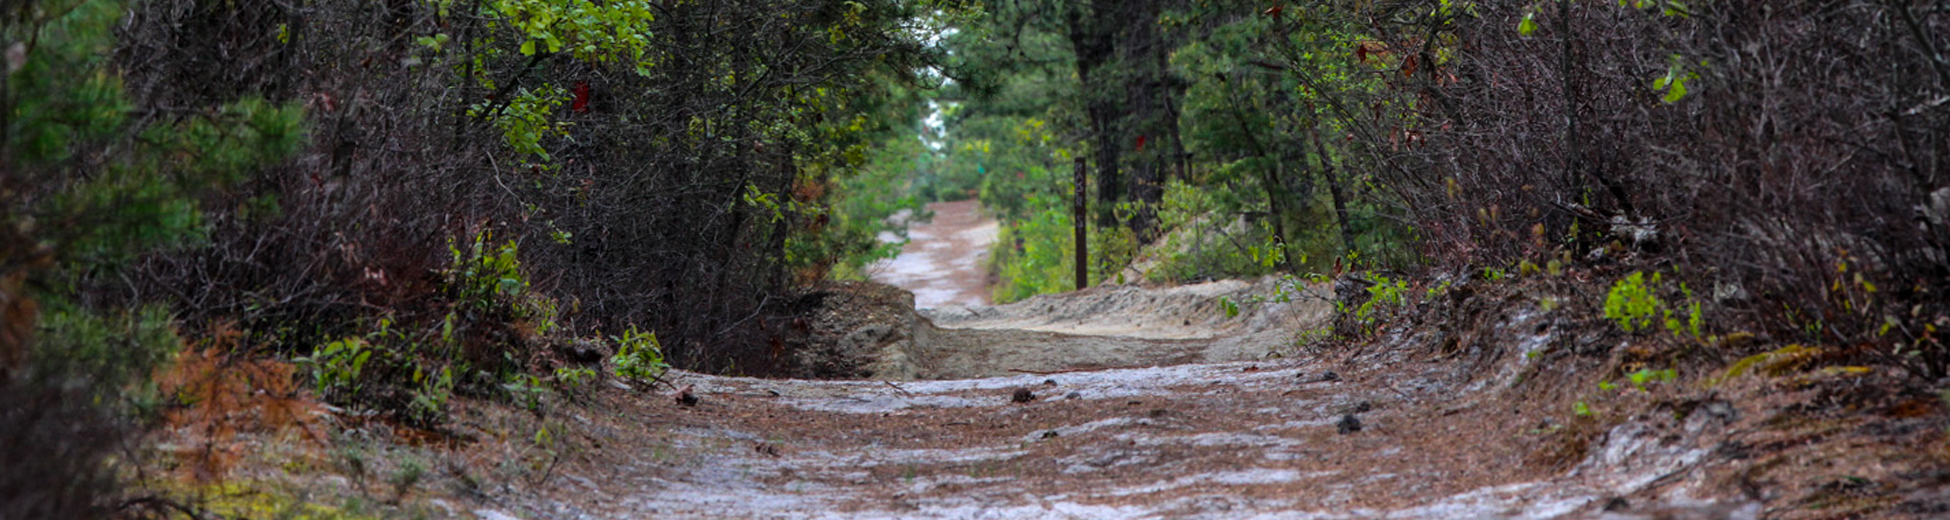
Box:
[1074,157,1088,291]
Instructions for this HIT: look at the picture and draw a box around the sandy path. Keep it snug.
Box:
[867,199,997,309]
[463,203,1758,519]
[480,278,1760,520]
[496,336,1739,520]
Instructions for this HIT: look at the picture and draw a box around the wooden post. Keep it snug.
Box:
[1073,157,1089,291]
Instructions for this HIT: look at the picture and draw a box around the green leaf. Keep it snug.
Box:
[1518,13,1538,36]
[519,39,537,56]
[1662,78,1688,103]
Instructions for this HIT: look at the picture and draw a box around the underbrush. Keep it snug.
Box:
[293,230,669,427]
[1297,254,1949,503]
[988,194,1144,303]
[985,177,1420,303]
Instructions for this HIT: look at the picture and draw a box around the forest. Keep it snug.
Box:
[3,0,1948,518]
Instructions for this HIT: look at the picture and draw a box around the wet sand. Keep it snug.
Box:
[867,199,997,308]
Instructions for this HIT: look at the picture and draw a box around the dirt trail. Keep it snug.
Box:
[867,199,997,309]
[471,221,1771,518]
[494,289,1750,519]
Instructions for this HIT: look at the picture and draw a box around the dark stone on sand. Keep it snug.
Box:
[1337,413,1362,434]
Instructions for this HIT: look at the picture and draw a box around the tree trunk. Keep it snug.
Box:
[1067,2,1121,227]
[1313,128,1356,259]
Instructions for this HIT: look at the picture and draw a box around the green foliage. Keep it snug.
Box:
[4,0,131,166]
[552,367,596,390]
[610,326,668,381]
[449,232,525,306]
[970,116,1073,219]
[470,86,567,163]
[33,303,181,393]
[1652,55,1700,103]
[989,197,1078,303]
[1350,274,1410,330]
[446,230,558,337]
[0,5,315,512]
[1144,181,1284,282]
[4,0,305,270]
[808,134,930,279]
[457,0,659,161]
[986,195,1140,303]
[1667,296,1703,339]
[1219,273,1328,323]
[1598,367,1678,393]
[484,0,657,64]
[1483,267,1509,282]
[1365,275,1408,308]
[1605,271,1706,338]
[1605,272,1664,333]
[297,338,373,400]
[502,373,549,412]
[1625,367,1678,391]
[388,456,428,498]
[409,365,455,424]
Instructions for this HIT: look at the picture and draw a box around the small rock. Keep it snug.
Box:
[1040,430,1059,439]
[1337,413,1362,434]
[1303,371,1341,383]
[1044,379,1058,386]
[1602,497,1630,511]
[1065,391,1082,399]
[1011,388,1036,404]
[674,384,700,407]
[1702,400,1738,424]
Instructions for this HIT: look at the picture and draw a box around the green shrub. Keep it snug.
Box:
[1604,271,1706,338]
[1349,274,1409,331]
[297,337,373,400]
[502,374,549,412]
[33,304,181,396]
[610,326,668,382]
[447,231,527,312]
[989,197,1077,303]
[552,367,596,390]
[408,365,454,424]
[1604,272,1663,333]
